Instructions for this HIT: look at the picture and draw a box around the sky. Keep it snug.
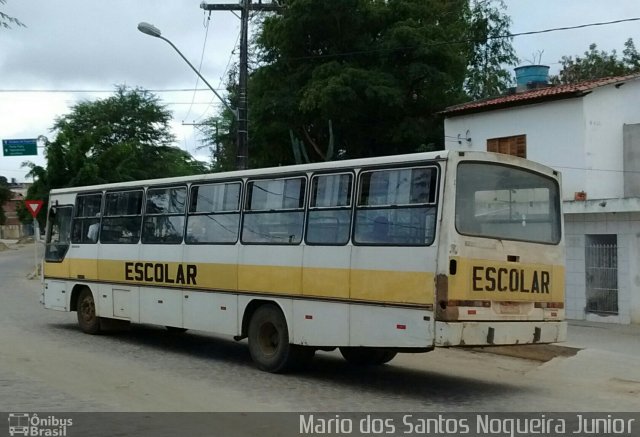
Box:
[1,0,640,182]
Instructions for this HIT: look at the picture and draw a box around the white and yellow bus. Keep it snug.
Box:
[42,150,566,372]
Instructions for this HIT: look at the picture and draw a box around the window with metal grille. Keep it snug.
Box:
[487,135,526,158]
[585,234,618,315]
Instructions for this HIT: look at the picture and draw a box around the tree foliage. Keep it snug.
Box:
[207,0,516,169]
[0,0,24,29]
[552,39,640,84]
[464,0,518,99]
[0,176,11,225]
[21,86,208,225]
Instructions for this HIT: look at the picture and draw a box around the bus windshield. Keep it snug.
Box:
[455,162,561,244]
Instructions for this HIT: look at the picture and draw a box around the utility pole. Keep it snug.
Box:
[200,0,283,170]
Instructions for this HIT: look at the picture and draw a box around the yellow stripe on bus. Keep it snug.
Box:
[44,258,434,305]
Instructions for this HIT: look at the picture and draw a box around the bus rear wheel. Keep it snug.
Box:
[339,347,397,366]
[248,304,314,373]
[77,288,101,335]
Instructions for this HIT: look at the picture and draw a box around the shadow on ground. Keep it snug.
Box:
[48,321,539,407]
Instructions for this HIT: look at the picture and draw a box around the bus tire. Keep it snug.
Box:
[165,326,188,334]
[248,304,305,373]
[76,288,101,335]
[339,347,397,366]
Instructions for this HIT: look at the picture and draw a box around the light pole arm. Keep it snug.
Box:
[157,35,238,119]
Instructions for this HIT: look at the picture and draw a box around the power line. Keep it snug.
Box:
[200,0,284,171]
[3,17,636,97]
[0,88,227,93]
[184,12,213,122]
[287,16,640,61]
[194,28,242,123]
[511,17,640,38]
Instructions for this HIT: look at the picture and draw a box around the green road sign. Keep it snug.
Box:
[2,138,38,156]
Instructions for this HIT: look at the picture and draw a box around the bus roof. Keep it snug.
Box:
[48,150,559,195]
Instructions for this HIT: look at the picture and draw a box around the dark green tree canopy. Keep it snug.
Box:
[22,86,207,224]
[552,38,640,84]
[209,0,516,169]
[0,176,11,225]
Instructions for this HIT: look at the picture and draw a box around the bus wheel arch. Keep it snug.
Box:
[245,301,314,373]
[240,299,277,340]
[75,287,101,335]
[69,284,92,312]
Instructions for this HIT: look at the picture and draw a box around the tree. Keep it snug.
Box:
[198,115,237,173]
[208,0,516,169]
[551,39,640,84]
[21,86,208,224]
[0,176,11,225]
[0,0,24,29]
[464,0,518,99]
[197,68,241,173]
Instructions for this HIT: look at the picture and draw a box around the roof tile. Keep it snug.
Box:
[444,72,640,115]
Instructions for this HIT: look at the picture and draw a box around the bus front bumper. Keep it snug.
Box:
[435,320,567,347]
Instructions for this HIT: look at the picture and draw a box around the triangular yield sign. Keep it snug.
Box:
[25,200,44,218]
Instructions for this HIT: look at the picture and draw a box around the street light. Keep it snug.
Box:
[137,22,238,121]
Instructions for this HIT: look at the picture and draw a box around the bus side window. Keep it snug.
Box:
[45,206,73,262]
[306,173,352,245]
[186,181,241,244]
[142,186,187,244]
[101,190,144,244]
[354,166,438,246]
[71,193,103,244]
[242,177,306,245]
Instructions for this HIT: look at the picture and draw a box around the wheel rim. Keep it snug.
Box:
[257,321,279,357]
[80,296,95,323]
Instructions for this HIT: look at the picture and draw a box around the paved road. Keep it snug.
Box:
[1,242,639,418]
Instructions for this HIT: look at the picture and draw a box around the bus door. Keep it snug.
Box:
[137,186,186,328]
[43,204,73,310]
[349,166,439,347]
[183,181,242,335]
[299,172,354,346]
[98,189,145,322]
[238,176,307,298]
[68,193,102,285]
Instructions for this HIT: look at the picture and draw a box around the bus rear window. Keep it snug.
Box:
[455,162,561,244]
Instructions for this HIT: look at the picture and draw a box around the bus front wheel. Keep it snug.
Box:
[76,288,101,335]
[248,304,314,373]
[339,347,397,366]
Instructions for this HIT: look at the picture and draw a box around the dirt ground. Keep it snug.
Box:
[471,343,580,361]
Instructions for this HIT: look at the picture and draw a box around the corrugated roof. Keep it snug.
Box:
[443,72,640,116]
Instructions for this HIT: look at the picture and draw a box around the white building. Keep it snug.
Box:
[443,70,640,324]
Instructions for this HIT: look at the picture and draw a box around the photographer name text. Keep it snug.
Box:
[299,414,635,436]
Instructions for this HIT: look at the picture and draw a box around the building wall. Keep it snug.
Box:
[445,81,640,202]
[565,212,640,324]
[444,84,640,324]
[1,187,28,239]
[581,82,640,199]
[444,98,587,201]
[623,123,640,197]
